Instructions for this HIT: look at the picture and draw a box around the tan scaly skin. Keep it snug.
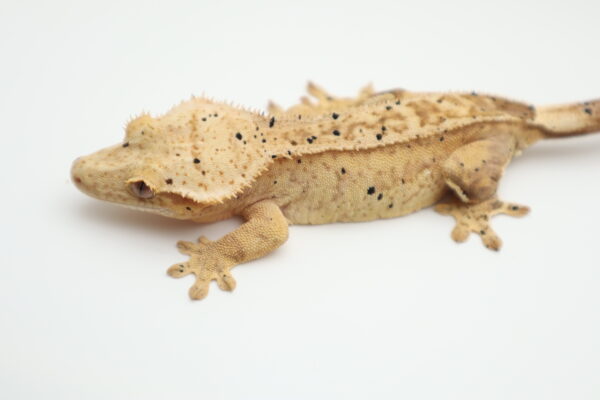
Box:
[72,83,600,300]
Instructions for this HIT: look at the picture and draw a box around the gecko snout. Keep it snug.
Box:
[70,155,109,199]
[71,157,86,190]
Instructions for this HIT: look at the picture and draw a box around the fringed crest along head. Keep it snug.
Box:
[136,97,275,204]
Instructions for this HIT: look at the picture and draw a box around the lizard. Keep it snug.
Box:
[71,83,600,300]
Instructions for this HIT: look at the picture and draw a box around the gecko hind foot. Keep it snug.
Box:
[167,238,236,300]
[434,197,529,251]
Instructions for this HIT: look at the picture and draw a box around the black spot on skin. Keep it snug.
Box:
[193,158,200,164]
[297,159,302,164]
[341,167,346,174]
[385,105,392,110]
[271,155,277,159]
[243,140,247,144]
[214,113,218,117]
[475,168,479,172]
[332,113,339,119]
[511,206,519,211]
[312,136,317,140]
[122,142,129,147]
[140,131,145,135]
[176,153,180,157]
[480,230,486,235]
[471,91,478,96]
[528,105,536,111]
[436,98,443,103]
[584,108,592,115]
[269,117,276,127]
[298,115,302,120]
[273,180,277,184]
[381,126,386,131]
[367,186,375,195]
[165,178,173,184]
[439,136,444,141]
[186,207,192,211]
[377,193,383,200]
[235,132,243,140]
[460,162,464,167]
[376,133,383,140]
[287,150,292,155]
[395,101,401,105]
[202,118,207,121]
[388,203,394,208]
[262,139,267,143]
[332,130,341,136]
[307,137,313,144]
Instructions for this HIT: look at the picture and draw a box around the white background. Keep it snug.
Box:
[1,0,599,399]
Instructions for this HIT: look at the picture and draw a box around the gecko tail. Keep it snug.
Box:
[535,99,600,138]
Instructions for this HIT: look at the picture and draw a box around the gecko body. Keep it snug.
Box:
[72,84,600,299]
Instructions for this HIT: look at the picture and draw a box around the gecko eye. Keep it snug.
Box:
[130,180,155,199]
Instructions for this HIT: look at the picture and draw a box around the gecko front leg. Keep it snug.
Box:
[435,133,530,250]
[167,200,289,300]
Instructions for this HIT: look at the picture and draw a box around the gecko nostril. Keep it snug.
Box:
[130,180,155,199]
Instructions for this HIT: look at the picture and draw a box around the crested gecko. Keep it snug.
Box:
[72,83,600,300]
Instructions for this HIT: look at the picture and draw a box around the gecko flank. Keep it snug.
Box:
[72,83,600,300]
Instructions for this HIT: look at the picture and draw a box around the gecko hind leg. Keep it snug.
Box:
[435,134,530,251]
[435,197,529,250]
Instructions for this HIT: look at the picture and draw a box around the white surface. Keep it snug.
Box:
[1,0,599,399]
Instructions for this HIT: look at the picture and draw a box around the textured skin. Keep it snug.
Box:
[72,83,600,300]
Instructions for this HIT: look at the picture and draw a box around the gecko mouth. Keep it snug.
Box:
[116,202,176,216]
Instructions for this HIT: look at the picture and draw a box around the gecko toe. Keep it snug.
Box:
[216,271,236,291]
[500,203,530,217]
[167,262,192,278]
[197,235,212,245]
[176,240,197,255]
[188,279,210,300]
[451,224,470,242]
[480,228,502,251]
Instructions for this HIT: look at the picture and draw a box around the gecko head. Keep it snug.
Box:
[71,97,274,219]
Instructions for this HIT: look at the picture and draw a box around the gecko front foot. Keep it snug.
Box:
[435,197,529,251]
[167,237,237,300]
